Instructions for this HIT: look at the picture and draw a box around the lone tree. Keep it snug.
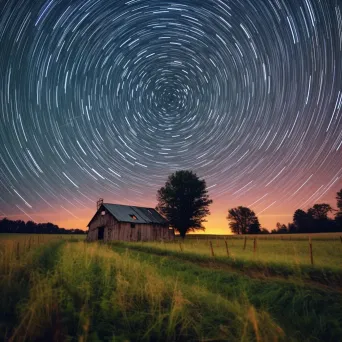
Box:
[156,170,213,238]
[227,206,260,234]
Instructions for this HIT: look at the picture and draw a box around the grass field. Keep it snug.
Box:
[0,233,341,341]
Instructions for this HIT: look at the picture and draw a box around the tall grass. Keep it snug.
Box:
[112,242,342,341]
[0,236,64,340]
[136,237,342,270]
[3,241,284,341]
[1,235,341,341]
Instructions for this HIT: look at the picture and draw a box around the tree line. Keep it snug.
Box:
[227,198,342,235]
[0,218,85,235]
[156,169,342,237]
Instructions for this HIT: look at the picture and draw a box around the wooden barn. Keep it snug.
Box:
[87,200,174,242]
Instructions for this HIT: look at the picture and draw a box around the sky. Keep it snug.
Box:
[0,0,341,234]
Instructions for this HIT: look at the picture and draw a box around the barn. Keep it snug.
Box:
[87,200,174,242]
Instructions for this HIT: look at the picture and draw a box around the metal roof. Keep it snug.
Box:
[88,203,168,226]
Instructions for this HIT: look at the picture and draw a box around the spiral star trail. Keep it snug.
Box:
[0,0,341,232]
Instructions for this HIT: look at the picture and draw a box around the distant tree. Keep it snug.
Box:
[0,218,11,232]
[287,222,297,233]
[13,220,25,233]
[156,170,213,238]
[307,204,336,232]
[227,206,260,235]
[336,189,342,212]
[293,209,311,233]
[292,204,337,233]
[26,220,37,233]
[274,222,288,234]
[336,189,342,231]
[336,214,342,231]
[260,228,270,234]
[0,218,85,234]
[307,204,333,220]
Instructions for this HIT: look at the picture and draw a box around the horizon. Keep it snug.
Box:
[0,190,338,233]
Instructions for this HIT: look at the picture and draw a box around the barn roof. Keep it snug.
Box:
[87,203,168,226]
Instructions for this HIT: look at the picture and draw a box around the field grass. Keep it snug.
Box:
[0,233,341,341]
[188,232,342,240]
[0,233,86,241]
[136,235,342,270]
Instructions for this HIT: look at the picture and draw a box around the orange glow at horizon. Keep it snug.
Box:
[1,186,338,235]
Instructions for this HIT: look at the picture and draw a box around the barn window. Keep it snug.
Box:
[101,211,106,216]
[131,223,136,228]
[129,214,137,220]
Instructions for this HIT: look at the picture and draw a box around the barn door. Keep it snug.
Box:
[98,226,104,240]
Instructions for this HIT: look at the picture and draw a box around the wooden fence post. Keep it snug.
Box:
[179,242,183,252]
[16,242,20,260]
[340,236,342,244]
[243,236,247,250]
[224,239,230,257]
[309,237,313,265]
[253,238,257,254]
[209,241,215,257]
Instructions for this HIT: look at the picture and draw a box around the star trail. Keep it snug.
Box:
[0,0,341,232]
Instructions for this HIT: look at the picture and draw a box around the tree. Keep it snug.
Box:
[274,222,288,234]
[0,218,85,234]
[260,228,270,234]
[336,189,342,212]
[156,170,213,238]
[307,204,333,220]
[227,206,260,234]
[293,209,311,233]
[336,214,342,231]
[287,222,297,233]
[307,203,335,233]
[248,222,261,234]
[336,189,342,231]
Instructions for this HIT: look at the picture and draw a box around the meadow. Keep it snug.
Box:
[0,233,341,341]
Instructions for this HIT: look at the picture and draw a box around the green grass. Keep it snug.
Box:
[111,242,342,341]
[0,234,341,341]
[140,236,342,270]
[188,232,342,240]
[109,241,342,287]
[0,233,86,241]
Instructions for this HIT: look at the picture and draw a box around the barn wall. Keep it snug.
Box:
[88,209,119,242]
[113,223,174,241]
[87,208,174,242]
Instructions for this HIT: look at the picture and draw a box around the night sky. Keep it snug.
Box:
[0,0,341,233]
